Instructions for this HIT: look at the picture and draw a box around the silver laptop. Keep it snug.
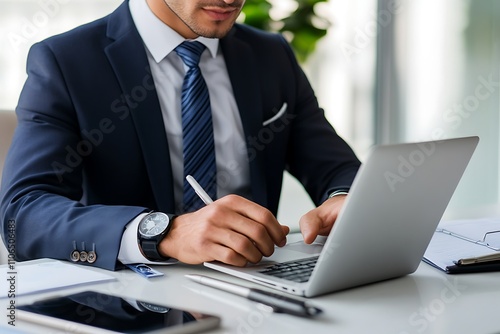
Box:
[205,136,479,297]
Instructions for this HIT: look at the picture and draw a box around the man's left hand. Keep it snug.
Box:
[298,195,347,244]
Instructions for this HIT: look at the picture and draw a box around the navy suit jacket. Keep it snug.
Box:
[0,1,360,270]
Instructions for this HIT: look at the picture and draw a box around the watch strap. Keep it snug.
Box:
[141,240,168,262]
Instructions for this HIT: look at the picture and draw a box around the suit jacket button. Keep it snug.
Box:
[70,250,80,262]
[79,251,88,262]
[87,251,97,264]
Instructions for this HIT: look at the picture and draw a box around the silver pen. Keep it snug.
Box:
[186,175,214,205]
[185,274,322,317]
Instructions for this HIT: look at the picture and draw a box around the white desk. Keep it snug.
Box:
[1,258,499,334]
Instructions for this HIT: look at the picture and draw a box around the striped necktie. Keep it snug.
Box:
[175,41,217,212]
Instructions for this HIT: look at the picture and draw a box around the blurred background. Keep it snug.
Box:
[0,0,499,233]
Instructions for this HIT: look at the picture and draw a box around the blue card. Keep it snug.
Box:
[125,264,164,278]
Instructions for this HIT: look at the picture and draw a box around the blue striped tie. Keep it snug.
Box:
[175,41,217,212]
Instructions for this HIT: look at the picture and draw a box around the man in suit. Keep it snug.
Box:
[0,0,360,270]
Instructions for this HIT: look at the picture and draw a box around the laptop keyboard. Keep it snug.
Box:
[257,256,318,283]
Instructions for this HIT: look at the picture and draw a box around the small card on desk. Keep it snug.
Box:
[423,218,500,274]
[125,263,164,278]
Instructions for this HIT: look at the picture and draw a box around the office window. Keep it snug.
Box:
[376,0,500,217]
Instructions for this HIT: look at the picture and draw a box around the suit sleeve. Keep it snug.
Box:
[0,42,147,270]
[279,36,361,205]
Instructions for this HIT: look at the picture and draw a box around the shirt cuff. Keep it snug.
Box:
[328,189,349,199]
[118,213,177,265]
[322,187,350,203]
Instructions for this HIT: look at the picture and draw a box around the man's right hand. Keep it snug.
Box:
[158,195,290,267]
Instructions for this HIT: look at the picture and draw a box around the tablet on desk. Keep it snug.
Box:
[17,290,220,334]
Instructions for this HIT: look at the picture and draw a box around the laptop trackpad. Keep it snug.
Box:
[284,234,326,253]
[284,240,324,254]
[263,237,325,263]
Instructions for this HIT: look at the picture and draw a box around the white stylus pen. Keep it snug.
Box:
[186,175,214,205]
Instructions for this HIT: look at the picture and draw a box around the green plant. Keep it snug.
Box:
[241,0,331,62]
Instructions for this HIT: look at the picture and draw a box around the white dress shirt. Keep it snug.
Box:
[119,0,251,264]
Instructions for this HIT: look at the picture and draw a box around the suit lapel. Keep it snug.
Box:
[104,3,175,213]
[221,31,268,207]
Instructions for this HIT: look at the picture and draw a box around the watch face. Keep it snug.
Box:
[139,212,169,237]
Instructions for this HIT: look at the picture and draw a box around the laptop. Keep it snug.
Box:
[205,136,479,297]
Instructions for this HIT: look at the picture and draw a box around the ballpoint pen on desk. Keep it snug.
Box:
[186,175,214,205]
[185,274,322,317]
[456,252,500,266]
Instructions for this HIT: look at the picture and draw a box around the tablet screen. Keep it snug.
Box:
[18,290,219,333]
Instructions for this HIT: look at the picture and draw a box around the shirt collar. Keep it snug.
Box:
[129,0,219,63]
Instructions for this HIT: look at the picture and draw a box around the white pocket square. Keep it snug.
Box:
[262,102,288,126]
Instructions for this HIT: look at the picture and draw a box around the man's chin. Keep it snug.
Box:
[192,24,235,39]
